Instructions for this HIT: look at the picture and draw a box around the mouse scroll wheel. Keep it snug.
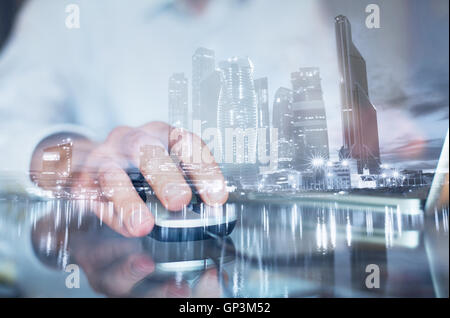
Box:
[188,203,201,214]
[188,193,203,213]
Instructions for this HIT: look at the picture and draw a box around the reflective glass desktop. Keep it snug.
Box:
[0,194,448,298]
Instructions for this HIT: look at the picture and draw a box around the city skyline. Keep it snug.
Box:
[168,38,431,175]
[168,32,369,175]
[166,8,447,173]
[34,13,442,192]
[161,1,447,172]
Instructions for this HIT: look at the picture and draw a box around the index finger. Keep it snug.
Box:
[167,127,229,206]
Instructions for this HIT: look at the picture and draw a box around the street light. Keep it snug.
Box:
[312,158,324,168]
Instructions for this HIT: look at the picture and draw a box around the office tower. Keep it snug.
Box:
[217,57,259,163]
[192,47,215,128]
[290,67,330,171]
[168,73,188,129]
[197,70,222,162]
[273,87,293,139]
[272,87,294,169]
[335,15,381,174]
[199,70,221,131]
[254,77,270,128]
[254,77,270,169]
[292,67,324,102]
[217,57,259,187]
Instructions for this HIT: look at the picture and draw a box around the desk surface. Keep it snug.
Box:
[0,195,448,298]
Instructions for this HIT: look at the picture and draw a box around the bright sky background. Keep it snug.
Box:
[2,0,447,172]
[178,0,449,171]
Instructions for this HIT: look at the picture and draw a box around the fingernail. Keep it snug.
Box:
[206,183,227,205]
[129,208,153,232]
[163,184,191,209]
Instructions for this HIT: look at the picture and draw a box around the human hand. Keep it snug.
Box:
[30,122,228,237]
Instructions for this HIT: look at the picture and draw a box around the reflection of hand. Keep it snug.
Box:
[31,212,228,298]
[31,212,156,296]
[191,268,228,298]
[70,235,156,297]
[30,122,228,237]
[70,230,226,298]
[134,268,226,298]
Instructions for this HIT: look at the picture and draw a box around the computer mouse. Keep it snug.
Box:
[147,199,237,242]
[128,169,237,242]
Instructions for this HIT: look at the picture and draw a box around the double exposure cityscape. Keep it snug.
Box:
[38,15,436,196]
[0,0,448,301]
[163,15,433,193]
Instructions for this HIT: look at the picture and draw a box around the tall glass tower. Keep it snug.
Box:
[192,47,215,128]
[168,73,188,129]
[273,87,294,170]
[199,70,221,131]
[217,57,258,187]
[335,15,381,174]
[254,77,270,170]
[254,77,270,128]
[290,67,330,170]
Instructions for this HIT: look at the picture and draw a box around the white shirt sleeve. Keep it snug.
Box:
[0,0,98,195]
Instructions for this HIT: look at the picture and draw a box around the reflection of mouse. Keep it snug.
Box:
[143,236,236,271]
[131,238,236,297]
[128,168,236,242]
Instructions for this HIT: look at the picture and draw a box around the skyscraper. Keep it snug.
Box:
[197,70,222,163]
[199,70,221,132]
[254,77,270,169]
[273,87,293,136]
[272,87,294,169]
[168,73,188,129]
[217,57,259,187]
[335,15,381,174]
[192,47,215,128]
[290,67,330,170]
[254,77,270,128]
